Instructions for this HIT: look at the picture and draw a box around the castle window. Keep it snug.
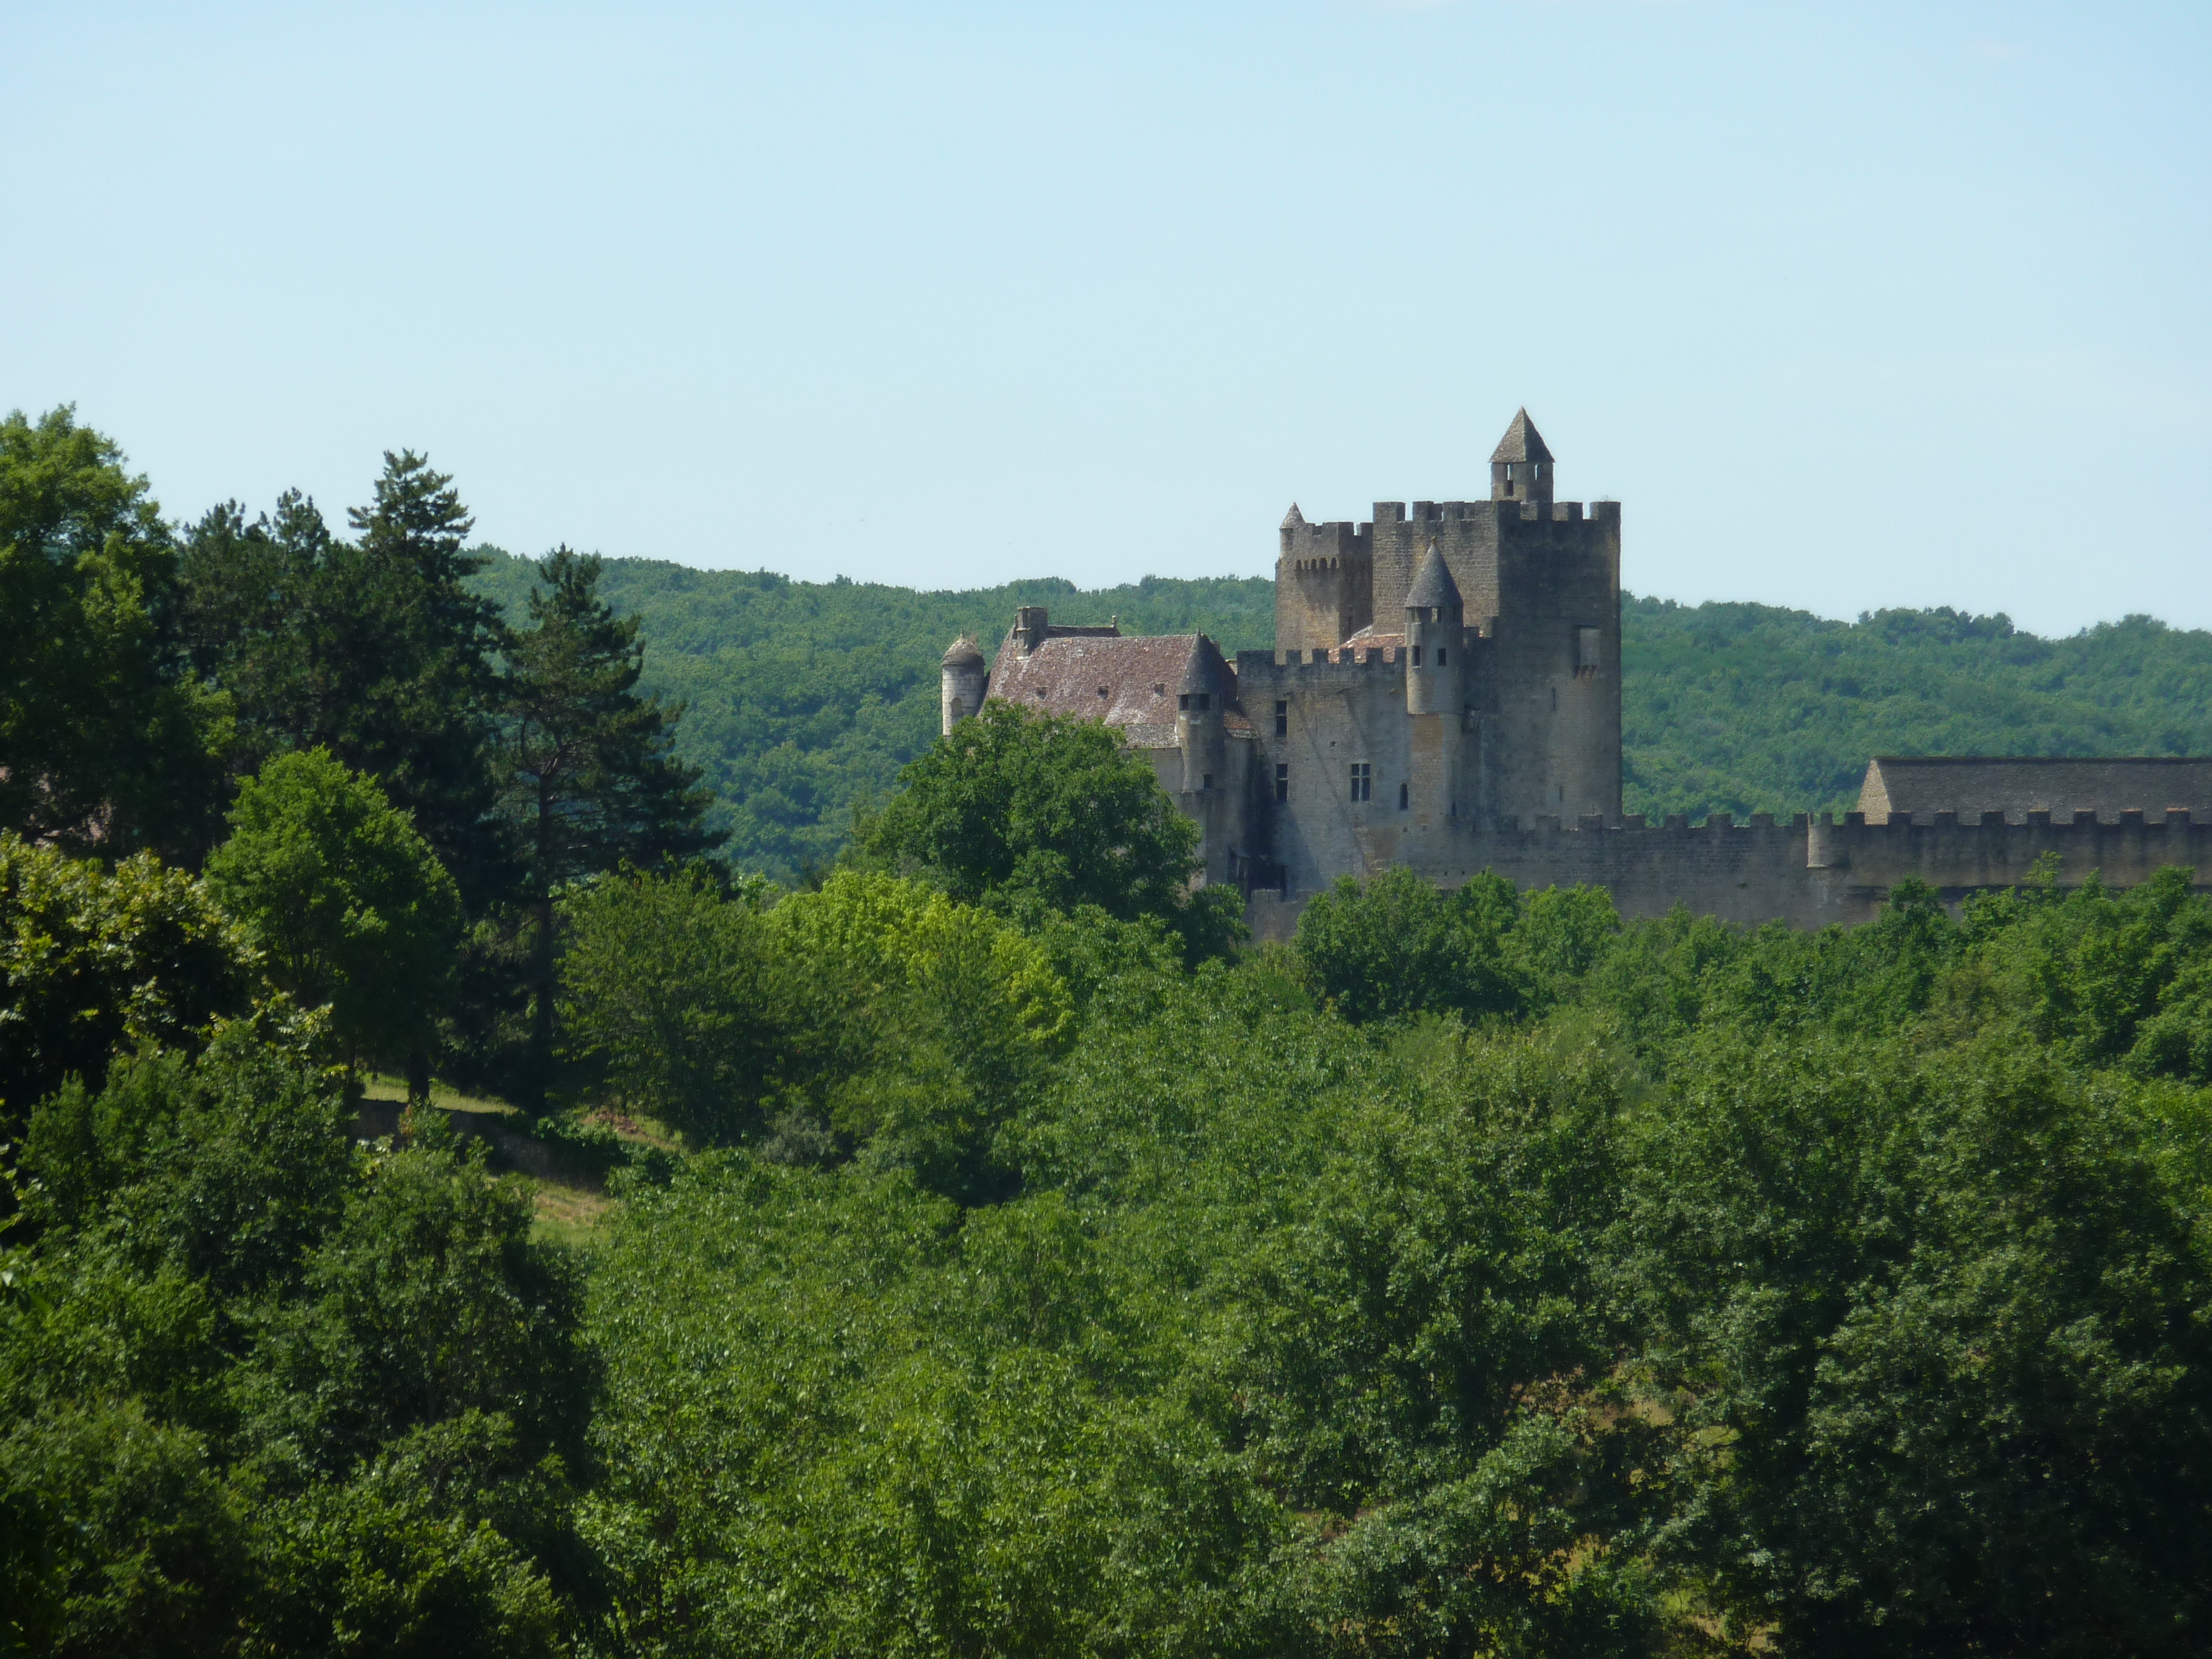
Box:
[1202,773,1213,791]
[1276,763,1289,802]
[1436,648,1447,667]
[1575,625,1601,673]
[1178,693,1190,711]
[1350,762,1372,803]
[1398,782,1409,810]
[1412,646,1423,666]
[1275,700,1287,737]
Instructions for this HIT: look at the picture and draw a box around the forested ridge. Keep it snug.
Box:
[11,407,2212,1657]
[467,549,2212,881]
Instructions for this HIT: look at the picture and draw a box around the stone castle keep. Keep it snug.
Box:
[943,411,2212,938]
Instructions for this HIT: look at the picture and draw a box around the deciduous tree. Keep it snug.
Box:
[203,749,461,1084]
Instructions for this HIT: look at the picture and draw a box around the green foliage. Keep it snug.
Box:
[766,871,1074,1198]
[0,1022,592,1657]
[558,865,786,1146]
[560,866,1071,1197]
[859,700,1245,962]
[580,1157,1292,1659]
[1293,867,1622,1025]
[1617,1036,2212,1655]
[0,833,253,1134]
[499,546,722,884]
[500,546,723,1104]
[1295,868,1532,1024]
[238,1146,592,1481]
[183,452,509,901]
[203,749,462,1071]
[31,411,2212,1652]
[26,1025,352,1299]
[0,407,227,859]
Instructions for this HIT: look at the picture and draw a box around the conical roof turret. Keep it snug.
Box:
[942,634,985,668]
[1281,502,1305,530]
[1404,540,1463,612]
[1489,407,1553,464]
[1176,639,1216,694]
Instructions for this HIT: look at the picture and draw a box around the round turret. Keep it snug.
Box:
[1404,541,1465,718]
[1175,639,1225,794]
[940,635,987,735]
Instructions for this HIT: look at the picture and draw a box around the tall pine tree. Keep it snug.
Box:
[500,547,721,1106]
[341,452,511,903]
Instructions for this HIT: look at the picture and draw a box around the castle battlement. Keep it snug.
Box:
[1237,647,1404,678]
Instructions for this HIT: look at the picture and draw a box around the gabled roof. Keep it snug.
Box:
[986,629,1238,748]
[1489,407,1553,465]
[1404,541,1463,611]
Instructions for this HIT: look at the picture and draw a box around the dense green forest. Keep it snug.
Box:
[11,407,2212,1657]
[468,551,2212,882]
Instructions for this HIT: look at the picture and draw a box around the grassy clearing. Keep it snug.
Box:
[362,1073,517,1115]
[525,1178,617,1247]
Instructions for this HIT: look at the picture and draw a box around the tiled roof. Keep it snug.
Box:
[1858,756,2212,823]
[987,631,1240,736]
[1281,502,1305,529]
[1338,626,1406,657]
[1489,407,1554,464]
[942,635,985,666]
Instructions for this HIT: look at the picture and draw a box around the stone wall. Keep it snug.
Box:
[1240,808,2212,943]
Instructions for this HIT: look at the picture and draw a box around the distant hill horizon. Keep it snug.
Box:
[472,548,2212,883]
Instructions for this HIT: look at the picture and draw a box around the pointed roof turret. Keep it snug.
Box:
[942,634,985,668]
[1489,407,1553,465]
[1281,502,1305,530]
[1176,637,1218,695]
[1404,540,1463,612]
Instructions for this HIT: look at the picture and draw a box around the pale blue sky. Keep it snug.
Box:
[4,2,2206,633]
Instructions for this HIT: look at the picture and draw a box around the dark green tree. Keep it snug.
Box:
[338,452,511,900]
[858,700,1244,960]
[202,749,461,1085]
[1295,867,1532,1025]
[499,547,720,1105]
[180,452,511,902]
[0,833,254,1138]
[0,407,226,858]
[557,865,786,1145]
[176,489,335,771]
[1619,1035,2212,1655]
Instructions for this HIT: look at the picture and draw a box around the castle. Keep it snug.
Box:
[943,411,2212,938]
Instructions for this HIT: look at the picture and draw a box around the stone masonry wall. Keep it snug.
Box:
[1239,809,2212,944]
